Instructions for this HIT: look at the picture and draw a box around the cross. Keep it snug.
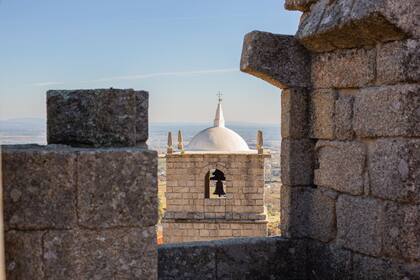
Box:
[217,91,223,102]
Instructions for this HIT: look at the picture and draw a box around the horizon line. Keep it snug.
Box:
[0,118,279,126]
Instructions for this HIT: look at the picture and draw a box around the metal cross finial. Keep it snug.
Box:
[217,91,223,102]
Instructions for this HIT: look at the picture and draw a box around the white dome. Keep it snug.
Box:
[186,98,250,152]
[187,126,250,152]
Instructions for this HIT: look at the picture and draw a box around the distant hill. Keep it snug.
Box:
[0,119,281,151]
[0,118,46,131]
[0,118,47,145]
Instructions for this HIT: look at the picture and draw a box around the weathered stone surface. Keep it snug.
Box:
[285,0,317,12]
[310,89,336,139]
[377,39,420,85]
[135,91,149,143]
[337,195,384,256]
[241,31,311,89]
[215,237,306,280]
[280,186,336,242]
[296,0,412,52]
[159,237,307,280]
[297,0,336,52]
[315,0,356,50]
[47,88,148,147]
[383,202,420,261]
[281,88,309,139]
[309,90,355,140]
[311,48,375,89]
[5,231,44,280]
[369,139,420,203]
[280,185,292,236]
[384,0,420,39]
[306,240,353,280]
[334,93,354,140]
[44,227,157,279]
[353,253,420,280]
[281,139,314,186]
[314,141,365,195]
[353,84,420,137]
[2,145,77,230]
[77,147,158,228]
[158,241,216,280]
[162,220,268,244]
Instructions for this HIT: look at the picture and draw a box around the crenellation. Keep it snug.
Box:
[47,89,148,147]
[3,89,158,279]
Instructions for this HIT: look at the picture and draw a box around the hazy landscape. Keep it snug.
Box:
[0,118,282,236]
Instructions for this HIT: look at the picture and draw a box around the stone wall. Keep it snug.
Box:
[47,89,148,147]
[2,89,158,279]
[163,152,269,243]
[1,1,418,277]
[158,236,306,280]
[241,0,419,278]
[163,221,267,244]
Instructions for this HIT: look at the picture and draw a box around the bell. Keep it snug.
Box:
[210,169,226,181]
[213,180,226,197]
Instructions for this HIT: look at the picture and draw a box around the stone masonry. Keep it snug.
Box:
[1,1,419,278]
[158,237,307,280]
[239,0,419,278]
[47,89,148,147]
[163,152,269,243]
[2,89,158,279]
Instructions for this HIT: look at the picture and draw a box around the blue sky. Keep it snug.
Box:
[0,0,300,124]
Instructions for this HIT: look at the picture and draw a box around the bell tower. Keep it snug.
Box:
[162,97,269,243]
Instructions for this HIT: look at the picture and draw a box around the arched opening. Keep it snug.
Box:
[204,169,226,199]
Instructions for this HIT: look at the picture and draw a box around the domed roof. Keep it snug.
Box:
[188,126,250,152]
[187,97,250,152]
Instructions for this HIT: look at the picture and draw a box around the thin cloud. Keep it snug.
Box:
[31,81,64,87]
[141,14,249,23]
[90,68,239,83]
[30,68,239,86]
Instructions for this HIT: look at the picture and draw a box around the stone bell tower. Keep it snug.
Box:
[162,96,270,243]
